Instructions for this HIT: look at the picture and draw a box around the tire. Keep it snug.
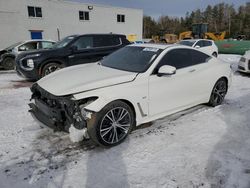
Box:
[208,78,227,107]
[41,62,64,77]
[212,52,218,57]
[2,57,15,70]
[87,100,135,147]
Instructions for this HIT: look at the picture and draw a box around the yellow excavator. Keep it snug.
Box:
[179,23,226,41]
[152,34,178,44]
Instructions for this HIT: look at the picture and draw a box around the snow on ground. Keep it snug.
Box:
[0,55,250,188]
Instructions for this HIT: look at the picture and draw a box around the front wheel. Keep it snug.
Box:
[2,57,15,70]
[208,78,227,107]
[41,62,64,77]
[87,101,135,147]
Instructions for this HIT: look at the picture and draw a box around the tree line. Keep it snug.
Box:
[143,2,250,39]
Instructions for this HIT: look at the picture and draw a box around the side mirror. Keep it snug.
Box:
[158,65,176,76]
[195,45,200,49]
[70,45,78,52]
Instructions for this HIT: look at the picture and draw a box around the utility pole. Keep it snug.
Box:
[228,8,231,36]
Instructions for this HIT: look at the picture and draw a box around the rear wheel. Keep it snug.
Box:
[41,62,64,77]
[208,78,227,107]
[87,100,135,147]
[2,57,15,70]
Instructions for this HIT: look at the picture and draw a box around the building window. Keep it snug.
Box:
[117,14,125,23]
[79,11,89,21]
[28,6,42,18]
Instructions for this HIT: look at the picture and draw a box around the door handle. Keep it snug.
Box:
[68,55,75,58]
[189,69,196,73]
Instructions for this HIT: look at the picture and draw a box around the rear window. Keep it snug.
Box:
[94,35,121,47]
[178,40,195,47]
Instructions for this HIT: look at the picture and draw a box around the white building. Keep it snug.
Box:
[0,0,143,49]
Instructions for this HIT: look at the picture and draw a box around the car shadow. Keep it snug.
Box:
[205,93,250,187]
[85,139,130,188]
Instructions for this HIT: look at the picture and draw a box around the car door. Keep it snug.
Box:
[202,40,213,55]
[195,40,212,55]
[39,41,55,49]
[68,36,96,65]
[148,48,211,117]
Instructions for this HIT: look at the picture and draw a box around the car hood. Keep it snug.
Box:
[37,63,137,96]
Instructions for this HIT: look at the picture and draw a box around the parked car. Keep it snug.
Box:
[16,34,130,80]
[29,44,232,147]
[0,40,55,70]
[238,50,250,73]
[178,39,218,57]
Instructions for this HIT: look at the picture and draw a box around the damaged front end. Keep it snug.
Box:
[29,83,96,141]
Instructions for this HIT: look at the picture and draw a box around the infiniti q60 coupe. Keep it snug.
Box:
[29,44,232,147]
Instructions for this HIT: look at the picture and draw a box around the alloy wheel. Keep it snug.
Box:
[100,107,131,144]
[211,80,227,106]
[44,65,61,76]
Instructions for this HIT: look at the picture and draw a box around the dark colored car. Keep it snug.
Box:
[0,40,55,70]
[16,34,130,80]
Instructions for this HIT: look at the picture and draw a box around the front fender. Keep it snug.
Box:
[72,87,148,126]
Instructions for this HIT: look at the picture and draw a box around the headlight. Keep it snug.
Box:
[78,97,98,120]
[27,59,34,68]
[80,106,92,120]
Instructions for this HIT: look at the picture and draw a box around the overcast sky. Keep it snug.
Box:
[73,0,249,19]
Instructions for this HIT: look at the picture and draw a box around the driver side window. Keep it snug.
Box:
[195,40,204,48]
[73,36,93,50]
[18,42,38,51]
[154,49,192,73]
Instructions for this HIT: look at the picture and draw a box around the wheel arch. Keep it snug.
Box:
[2,53,15,60]
[38,59,65,76]
[119,99,137,122]
[218,76,228,87]
[84,97,138,123]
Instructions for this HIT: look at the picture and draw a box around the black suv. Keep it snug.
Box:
[16,34,130,80]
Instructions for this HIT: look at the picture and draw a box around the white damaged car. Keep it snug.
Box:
[238,50,250,73]
[29,44,232,147]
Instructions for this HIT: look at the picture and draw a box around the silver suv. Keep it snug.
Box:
[0,39,55,70]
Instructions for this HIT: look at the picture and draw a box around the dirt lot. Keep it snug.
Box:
[0,56,250,188]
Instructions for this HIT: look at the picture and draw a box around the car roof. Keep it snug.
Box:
[128,43,179,50]
[181,39,213,42]
[77,33,126,37]
[24,39,55,43]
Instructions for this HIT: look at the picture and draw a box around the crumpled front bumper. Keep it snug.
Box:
[29,103,67,132]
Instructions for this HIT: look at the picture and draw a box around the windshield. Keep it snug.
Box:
[101,46,162,73]
[5,42,23,50]
[178,40,196,47]
[52,36,76,49]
